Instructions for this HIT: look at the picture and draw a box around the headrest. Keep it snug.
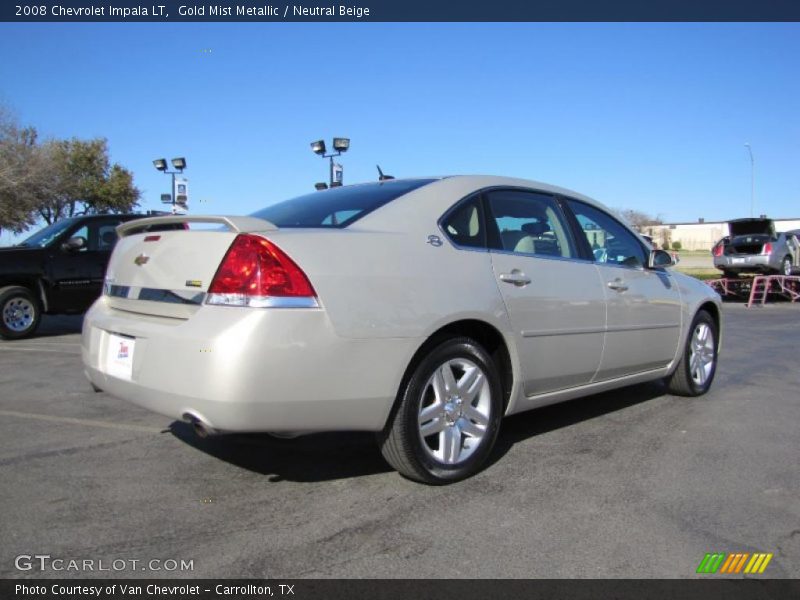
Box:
[522,221,549,236]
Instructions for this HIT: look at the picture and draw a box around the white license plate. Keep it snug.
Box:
[105,333,135,380]
[731,258,746,264]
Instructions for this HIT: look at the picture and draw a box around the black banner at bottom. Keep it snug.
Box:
[3,579,800,600]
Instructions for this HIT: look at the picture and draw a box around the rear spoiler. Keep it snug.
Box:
[117,215,278,238]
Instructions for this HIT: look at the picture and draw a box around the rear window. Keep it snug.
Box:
[251,179,437,228]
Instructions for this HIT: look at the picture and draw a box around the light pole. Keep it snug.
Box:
[153,157,187,214]
[310,138,350,188]
[744,143,754,218]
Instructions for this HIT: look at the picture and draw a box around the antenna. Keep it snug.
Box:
[377,165,395,181]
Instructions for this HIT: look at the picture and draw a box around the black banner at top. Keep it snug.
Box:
[2,0,800,22]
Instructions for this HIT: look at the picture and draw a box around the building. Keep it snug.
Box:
[644,218,800,251]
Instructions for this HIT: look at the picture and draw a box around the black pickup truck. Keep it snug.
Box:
[0,214,181,339]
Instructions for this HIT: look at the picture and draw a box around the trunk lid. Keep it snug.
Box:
[104,216,276,319]
[724,219,775,255]
[728,218,775,237]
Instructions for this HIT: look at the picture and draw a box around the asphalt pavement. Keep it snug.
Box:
[1,304,798,579]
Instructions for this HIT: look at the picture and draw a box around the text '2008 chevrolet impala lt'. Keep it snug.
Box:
[81,176,722,484]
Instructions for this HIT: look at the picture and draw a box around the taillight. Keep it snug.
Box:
[712,244,724,257]
[206,234,317,308]
[762,242,773,255]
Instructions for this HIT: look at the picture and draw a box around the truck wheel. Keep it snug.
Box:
[0,286,42,340]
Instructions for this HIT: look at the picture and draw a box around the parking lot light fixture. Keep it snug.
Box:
[310,140,326,155]
[310,137,350,188]
[153,156,188,214]
[744,143,755,218]
[333,137,350,152]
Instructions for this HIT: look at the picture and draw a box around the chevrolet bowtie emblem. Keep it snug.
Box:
[134,254,150,266]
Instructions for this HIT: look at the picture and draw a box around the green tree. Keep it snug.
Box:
[38,137,141,224]
[0,105,141,232]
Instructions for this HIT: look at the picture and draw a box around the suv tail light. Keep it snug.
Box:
[206,234,318,308]
[761,242,773,255]
[712,244,724,257]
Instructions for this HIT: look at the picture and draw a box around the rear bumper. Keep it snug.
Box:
[714,254,777,273]
[82,298,420,433]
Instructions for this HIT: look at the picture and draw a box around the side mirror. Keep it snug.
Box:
[648,249,675,269]
[61,236,87,252]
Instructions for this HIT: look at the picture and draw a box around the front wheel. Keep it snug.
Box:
[378,337,504,484]
[0,286,42,340]
[665,310,718,397]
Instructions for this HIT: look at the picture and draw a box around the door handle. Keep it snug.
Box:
[607,278,628,292]
[499,270,531,287]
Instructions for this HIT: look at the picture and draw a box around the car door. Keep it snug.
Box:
[47,218,122,312]
[564,198,682,380]
[483,189,606,396]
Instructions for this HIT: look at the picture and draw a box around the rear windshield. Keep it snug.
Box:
[251,179,437,228]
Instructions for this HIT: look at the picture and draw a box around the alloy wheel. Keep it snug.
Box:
[689,322,715,386]
[417,358,492,465]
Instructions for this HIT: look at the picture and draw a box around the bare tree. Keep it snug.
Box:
[0,106,48,233]
[616,208,662,231]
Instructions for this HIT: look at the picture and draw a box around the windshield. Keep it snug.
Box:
[251,179,437,228]
[18,218,79,248]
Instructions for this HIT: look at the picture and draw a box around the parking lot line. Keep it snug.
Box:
[0,409,162,433]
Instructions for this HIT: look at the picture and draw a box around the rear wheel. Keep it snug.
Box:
[0,286,42,340]
[378,337,503,484]
[665,310,718,397]
[722,270,737,279]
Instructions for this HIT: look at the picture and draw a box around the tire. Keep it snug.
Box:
[0,286,42,340]
[378,337,504,484]
[665,310,718,397]
[781,256,792,277]
[722,270,737,280]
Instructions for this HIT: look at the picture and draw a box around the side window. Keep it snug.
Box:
[567,200,646,268]
[96,223,120,251]
[442,195,485,249]
[485,190,574,258]
[68,225,90,252]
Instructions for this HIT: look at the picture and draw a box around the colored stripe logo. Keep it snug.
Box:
[696,552,773,574]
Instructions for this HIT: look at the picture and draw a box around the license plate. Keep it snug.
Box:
[105,333,135,380]
[731,258,746,264]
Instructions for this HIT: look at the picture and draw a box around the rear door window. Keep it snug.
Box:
[485,190,575,258]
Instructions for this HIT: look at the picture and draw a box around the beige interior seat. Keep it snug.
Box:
[501,231,535,254]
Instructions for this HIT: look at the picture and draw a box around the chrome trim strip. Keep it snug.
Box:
[605,323,680,333]
[522,323,679,338]
[522,327,605,338]
[205,294,319,309]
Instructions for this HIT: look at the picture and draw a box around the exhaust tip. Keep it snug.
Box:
[183,412,219,438]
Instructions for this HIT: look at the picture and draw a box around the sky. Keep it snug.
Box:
[1,22,798,244]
